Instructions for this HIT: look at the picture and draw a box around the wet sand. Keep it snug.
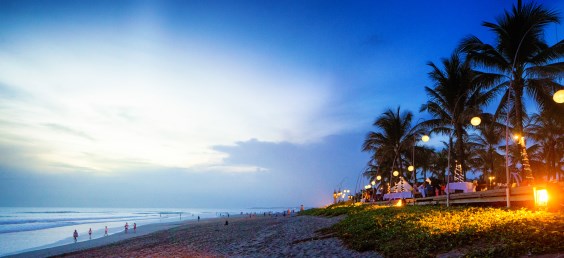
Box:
[10,215,381,258]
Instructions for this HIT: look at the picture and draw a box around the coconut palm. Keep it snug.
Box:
[526,110,564,181]
[413,145,436,182]
[459,0,564,179]
[420,52,501,180]
[362,107,424,185]
[363,162,383,184]
[429,146,449,183]
[467,114,505,181]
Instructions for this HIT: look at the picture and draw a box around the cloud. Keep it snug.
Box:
[0,133,370,208]
[201,165,269,174]
[43,123,95,141]
[0,31,348,174]
[211,135,371,206]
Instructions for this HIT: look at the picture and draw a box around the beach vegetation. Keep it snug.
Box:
[303,205,564,257]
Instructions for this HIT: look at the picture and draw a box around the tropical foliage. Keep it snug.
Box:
[460,0,564,179]
[362,107,425,184]
[363,1,563,186]
[420,52,501,180]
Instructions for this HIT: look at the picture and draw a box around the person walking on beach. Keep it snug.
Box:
[133,223,137,233]
[104,226,108,236]
[73,229,78,243]
[88,228,92,239]
[197,215,200,222]
[125,222,129,233]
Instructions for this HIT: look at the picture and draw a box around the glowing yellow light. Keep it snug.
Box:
[513,134,520,140]
[408,165,414,172]
[371,181,376,185]
[421,135,430,142]
[376,175,382,181]
[535,188,548,207]
[395,199,403,207]
[553,89,564,103]
[393,171,399,177]
[470,116,481,126]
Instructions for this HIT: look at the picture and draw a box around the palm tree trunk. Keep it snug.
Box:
[513,84,533,182]
[455,125,466,180]
[489,147,494,178]
[548,141,556,181]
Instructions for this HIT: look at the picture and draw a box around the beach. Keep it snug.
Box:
[11,215,381,258]
[0,207,281,256]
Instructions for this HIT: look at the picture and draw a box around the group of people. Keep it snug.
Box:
[72,223,136,243]
[414,181,444,198]
[365,178,466,202]
[124,222,137,234]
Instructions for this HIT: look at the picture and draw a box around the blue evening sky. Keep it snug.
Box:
[1,0,562,208]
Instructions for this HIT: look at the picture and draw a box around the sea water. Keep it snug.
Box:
[0,207,283,256]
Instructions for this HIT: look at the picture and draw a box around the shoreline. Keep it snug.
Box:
[5,216,240,258]
[9,215,380,258]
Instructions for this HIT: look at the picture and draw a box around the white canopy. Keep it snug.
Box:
[392,177,413,192]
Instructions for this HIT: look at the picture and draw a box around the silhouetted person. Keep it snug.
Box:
[125,222,129,233]
[133,223,137,233]
[73,229,78,243]
[197,216,200,222]
[104,226,108,236]
[88,228,92,239]
[225,220,228,226]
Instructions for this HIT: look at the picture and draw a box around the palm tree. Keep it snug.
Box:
[459,0,564,179]
[413,145,435,182]
[363,162,382,183]
[429,146,449,183]
[362,107,423,186]
[421,52,501,180]
[526,110,564,181]
[467,114,505,181]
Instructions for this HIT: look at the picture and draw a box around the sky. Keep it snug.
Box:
[1,0,563,209]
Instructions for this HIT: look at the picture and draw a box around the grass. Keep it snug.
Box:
[301,204,564,257]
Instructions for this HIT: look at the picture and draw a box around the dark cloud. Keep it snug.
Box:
[0,133,370,208]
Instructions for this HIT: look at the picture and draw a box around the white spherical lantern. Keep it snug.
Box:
[393,170,399,177]
[408,165,414,172]
[376,175,382,181]
[421,135,430,142]
[554,89,564,103]
[470,116,481,126]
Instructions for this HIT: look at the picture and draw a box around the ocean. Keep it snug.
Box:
[0,207,289,256]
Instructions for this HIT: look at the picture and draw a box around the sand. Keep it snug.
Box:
[6,218,205,258]
[9,215,381,258]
